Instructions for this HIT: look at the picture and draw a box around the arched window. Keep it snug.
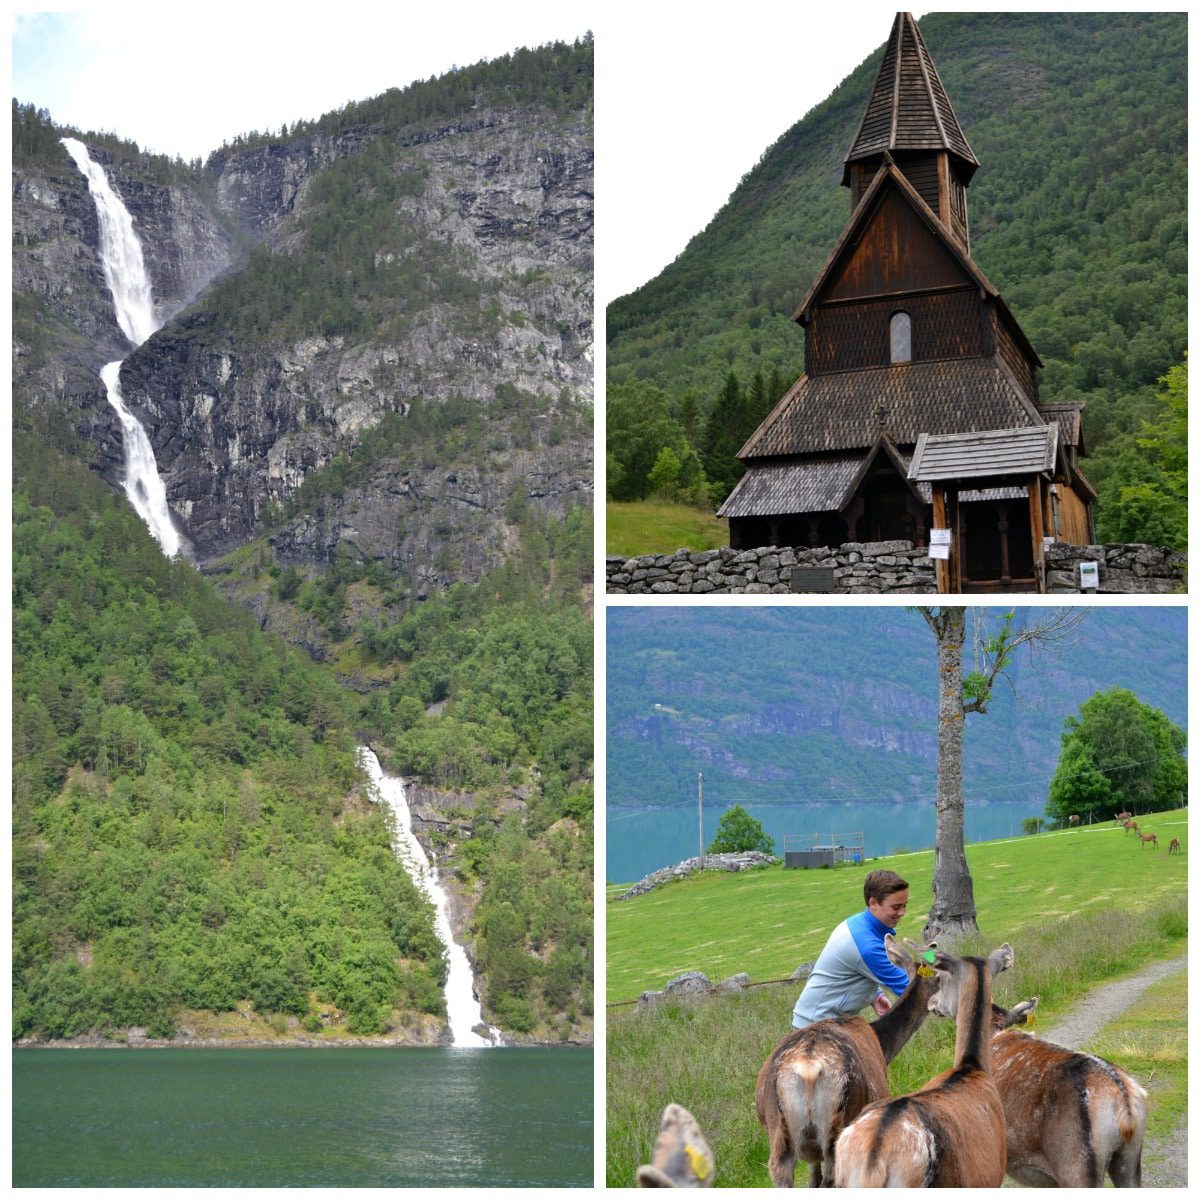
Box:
[889,311,912,364]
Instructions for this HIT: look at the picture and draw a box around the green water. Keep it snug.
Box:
[13,1046,593,1187]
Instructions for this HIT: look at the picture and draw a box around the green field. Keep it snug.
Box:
[607,811,1187,1187]
[606,501,725,558]
[607,812,1188,1002]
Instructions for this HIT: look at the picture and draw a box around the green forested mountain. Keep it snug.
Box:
[606,13,1185,544]
[607,607,1186,809]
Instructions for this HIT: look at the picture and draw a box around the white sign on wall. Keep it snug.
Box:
[930,528,952,546]
[929,544,951,560]
[1079,561,1100,589]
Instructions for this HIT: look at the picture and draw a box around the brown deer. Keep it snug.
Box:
[1068,814,1082,827]
[636,1103,714,1187]
[754,935,937,1187]
[1123,819,1138,836]
[1168,837,1181,854]
[989,997,1146,1186]
[832,944,1013,1187]
[1114,811,1132,825]
[1138,831,1158,850]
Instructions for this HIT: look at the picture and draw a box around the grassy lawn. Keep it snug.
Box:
[606,501,725,557]
[607,810,1188,1002]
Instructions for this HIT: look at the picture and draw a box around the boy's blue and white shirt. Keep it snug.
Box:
[791,908,911,1029]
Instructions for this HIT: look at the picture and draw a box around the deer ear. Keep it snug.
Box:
[988,943,1015,978]
[884,933,912,968]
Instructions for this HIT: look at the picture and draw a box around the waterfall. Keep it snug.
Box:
[62,137,185,558]
[357,747,502,1048]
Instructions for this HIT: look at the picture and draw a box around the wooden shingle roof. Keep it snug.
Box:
[717,453,933,520]
[843,12,979,184]
[739,358,1044,461]
[908,425,1059,482]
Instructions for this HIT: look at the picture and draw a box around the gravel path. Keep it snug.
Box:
[1017,952,1188,1189]
[1040,952,1187,1048]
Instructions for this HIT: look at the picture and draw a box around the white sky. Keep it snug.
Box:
[10,3,1184,308]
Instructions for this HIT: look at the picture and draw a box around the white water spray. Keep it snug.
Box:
[358,747,502,1048]
[62,137,184,557]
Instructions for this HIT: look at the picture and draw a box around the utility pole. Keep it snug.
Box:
[698,772,704,870]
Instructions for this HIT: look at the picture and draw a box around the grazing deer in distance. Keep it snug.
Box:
[1168,837,1180,854]
[636,1103,714,1187]
[989,997,1146,1186]
[1068,814,1082,826]
[1138,831,1158,850]
[833,944,1013,1187]
[754,935,938,1187]
[1114,811,1132,825]
[1123,819,1138,836]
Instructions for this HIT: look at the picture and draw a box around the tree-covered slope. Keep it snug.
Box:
[606,13,1185,542]
[606,607,1186,809]
[13,446,446,1040]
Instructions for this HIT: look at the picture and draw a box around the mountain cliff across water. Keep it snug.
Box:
[13,38,594,1046]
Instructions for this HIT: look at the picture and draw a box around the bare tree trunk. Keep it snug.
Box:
[922,607,978,942]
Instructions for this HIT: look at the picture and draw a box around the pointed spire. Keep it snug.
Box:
[842,13,978,184]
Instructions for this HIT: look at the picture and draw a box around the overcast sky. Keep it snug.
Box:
[12,3,1178,308]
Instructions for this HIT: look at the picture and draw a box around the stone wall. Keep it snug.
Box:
[607,541,1185,595]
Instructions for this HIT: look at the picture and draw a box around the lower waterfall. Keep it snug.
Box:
[357,747,501,1048]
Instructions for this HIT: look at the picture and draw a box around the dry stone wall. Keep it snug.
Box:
[607,541,1184,595]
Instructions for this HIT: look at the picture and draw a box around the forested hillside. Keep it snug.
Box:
[13,40,593,1043]
[606,13,1185,545]
[607,608,1186,809]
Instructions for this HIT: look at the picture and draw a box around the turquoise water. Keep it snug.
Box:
[608,798,1042,882]
[13,1047,593,1187]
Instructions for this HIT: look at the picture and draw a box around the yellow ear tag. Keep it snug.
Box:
[917,965,936,978]
[684,1144,712,1181]
[1024,1011,1037,1028]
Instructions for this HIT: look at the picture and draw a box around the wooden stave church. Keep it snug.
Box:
[718,12,1096,593]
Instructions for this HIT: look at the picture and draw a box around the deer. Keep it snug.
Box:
[1138,831,1158,850]
[987,997,1146,1186]
[832,944,1014,1188]
[1114,811,1132,825]
[636,1103,714,1187]
[1123,819,1138,836]
[1168,837,1180,854]
[1068,814,1082,827]
[754,935,937,1187]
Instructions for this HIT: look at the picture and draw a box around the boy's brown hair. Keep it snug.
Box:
[863,869,909,907]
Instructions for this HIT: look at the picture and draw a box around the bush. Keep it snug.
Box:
[493,994,535,1033]
[1021,817,1045,835]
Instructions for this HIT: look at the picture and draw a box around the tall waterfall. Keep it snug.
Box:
[358,747,501,1048]
[62,137,185,558]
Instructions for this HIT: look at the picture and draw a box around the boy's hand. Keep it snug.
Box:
[872,994,892,1016]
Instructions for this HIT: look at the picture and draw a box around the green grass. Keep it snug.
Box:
[607,811,1188,1002]
[606,501,726,557]
[607,903,1187,1187]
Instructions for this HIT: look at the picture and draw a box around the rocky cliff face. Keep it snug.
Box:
[112,105,592,564]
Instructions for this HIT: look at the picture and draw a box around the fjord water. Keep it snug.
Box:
[61,137,185,558]
[609,798,1040,882]
[13,1047,592,1187]
[359,747,500,1047]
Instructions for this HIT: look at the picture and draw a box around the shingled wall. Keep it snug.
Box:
[605,541,1184,595]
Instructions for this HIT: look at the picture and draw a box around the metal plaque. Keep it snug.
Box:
[1079,561,1100,589]
[791,567,837,593]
